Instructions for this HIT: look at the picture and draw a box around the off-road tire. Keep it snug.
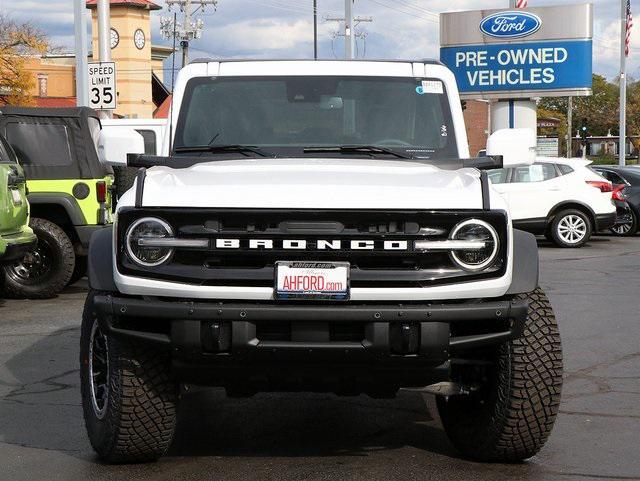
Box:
[68,255,88,286]
[437,288,563,462]
[80,290,178,463]
[549,209,592,248]
[1,218,75,298]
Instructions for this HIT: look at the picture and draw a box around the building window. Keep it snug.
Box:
[38,75,48,97]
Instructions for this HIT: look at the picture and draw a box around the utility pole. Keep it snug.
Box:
[344,0,354,59]
[96,0,112,118]
[73,0,88,107]
[567,96,573,158]
[313,0,318,59]
[619,0,627,166]
[161,0,218,68]
[326,1,372,59]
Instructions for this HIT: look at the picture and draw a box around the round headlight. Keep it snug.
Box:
[125,217,174,267]
[449,219,499,272]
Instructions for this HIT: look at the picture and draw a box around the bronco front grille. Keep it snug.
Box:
[117,208,508,288]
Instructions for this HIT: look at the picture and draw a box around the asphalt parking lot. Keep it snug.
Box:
[1,236,639,481]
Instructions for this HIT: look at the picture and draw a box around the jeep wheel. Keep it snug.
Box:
[1,218,75,298]
[80,290,178,463]
[550,209,592,248]
[437,288,563,462]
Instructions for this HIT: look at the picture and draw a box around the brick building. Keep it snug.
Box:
[462,99,490,156]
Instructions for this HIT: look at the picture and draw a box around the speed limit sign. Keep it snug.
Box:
[88,62,117,110]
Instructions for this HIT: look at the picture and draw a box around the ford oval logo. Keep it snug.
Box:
[479,11,542,39]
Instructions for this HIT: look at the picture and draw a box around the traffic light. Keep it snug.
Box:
[580,118,588,140]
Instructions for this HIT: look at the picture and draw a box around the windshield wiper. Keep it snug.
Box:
[173,144,274,157]
[303,145,413,159]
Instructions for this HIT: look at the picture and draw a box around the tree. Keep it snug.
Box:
[0,15,49,106]
[539,74,619,137]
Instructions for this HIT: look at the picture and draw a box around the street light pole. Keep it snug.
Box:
[313,0,318,59]
[619,0,627,166]
[73,0,88,107]
[96,0,112,118]
[181,0,192,67]
[567,96,573,158]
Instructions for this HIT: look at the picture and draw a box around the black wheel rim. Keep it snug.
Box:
[611,223,632,235]
[89,319,109,419]
[6,237,55,284]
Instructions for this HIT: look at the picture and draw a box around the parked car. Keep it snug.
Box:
[81,59,562,464]
[591,165,640,236]
[488,157,616,248]
[0,107,114,298]
[0,134,36,264]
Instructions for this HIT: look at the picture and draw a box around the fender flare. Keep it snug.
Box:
[548,200,596,225]
[27,193,87,225]
[88,226,117,292]
[506,228,539,295]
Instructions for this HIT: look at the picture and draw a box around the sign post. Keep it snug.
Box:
[87,62,117,111]
[440,4,593,140]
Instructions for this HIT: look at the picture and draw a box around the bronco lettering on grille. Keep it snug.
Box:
[214,239,410,251]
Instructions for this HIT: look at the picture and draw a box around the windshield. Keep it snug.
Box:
[173,76,458,159]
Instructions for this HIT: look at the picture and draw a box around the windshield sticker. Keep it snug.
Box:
[421,80,444,94]
[415,85,426,95]
[441,125,448,137]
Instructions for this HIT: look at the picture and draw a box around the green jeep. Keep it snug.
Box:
[0,134,36,264]
[0,107,113,298]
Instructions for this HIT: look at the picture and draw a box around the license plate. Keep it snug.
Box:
[10,189,22,206]
[275,261,350,300]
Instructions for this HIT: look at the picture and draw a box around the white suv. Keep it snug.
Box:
[84,60,563,464]
[489,157,616,247]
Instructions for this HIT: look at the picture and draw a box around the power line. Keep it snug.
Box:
[239,0,340,17]
[160,0,218,67]
[385,0,439,21]
[367,0,438,23]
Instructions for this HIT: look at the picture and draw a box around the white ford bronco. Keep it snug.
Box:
[81,60,562,464]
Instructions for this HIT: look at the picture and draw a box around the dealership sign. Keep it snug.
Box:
[479,11,541,39]
[440,4,593,99]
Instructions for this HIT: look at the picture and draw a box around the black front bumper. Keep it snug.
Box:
[94,295,527,378]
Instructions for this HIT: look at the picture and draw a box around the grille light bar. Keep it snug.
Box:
[137,237,209,248]
[414,239,487,251]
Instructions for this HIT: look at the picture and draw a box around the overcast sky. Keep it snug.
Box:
[0,0,636,81]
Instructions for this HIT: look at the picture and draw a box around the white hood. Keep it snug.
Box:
[128,158,484,210]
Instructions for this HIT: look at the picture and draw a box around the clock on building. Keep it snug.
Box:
[110,28,119,49]
[134,29,146,50]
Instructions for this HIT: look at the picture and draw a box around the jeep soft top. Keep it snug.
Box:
[0,107,113,298]
[80,60,562,464]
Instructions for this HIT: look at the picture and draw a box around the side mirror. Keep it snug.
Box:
[97,127,145,166]
[486,128,536,168]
